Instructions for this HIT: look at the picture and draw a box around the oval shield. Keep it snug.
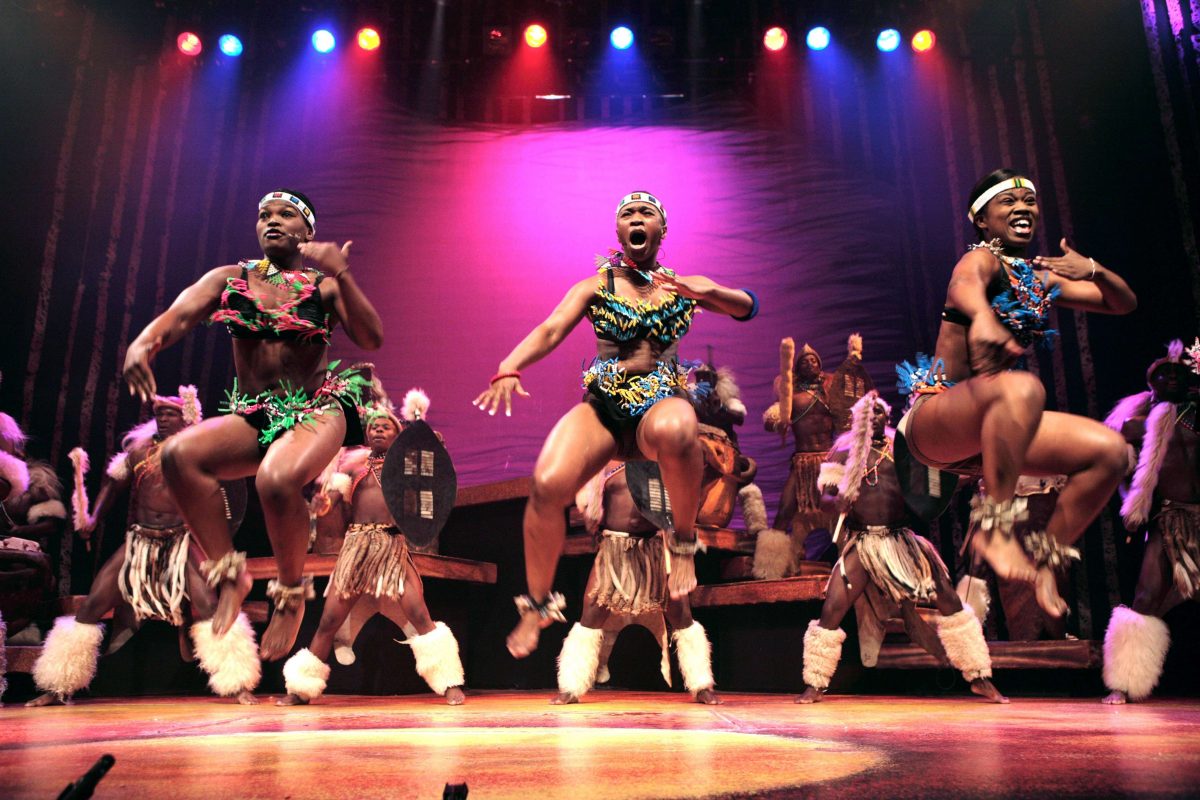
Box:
[380,420,457,547]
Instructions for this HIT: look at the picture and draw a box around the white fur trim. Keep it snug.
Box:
[401,389,431,422]
[190,613,261,697]
[27,499,67,523]
[405,621,465,695]
[838,392,891,505]
[0,412,27,450]
[725,397,747,416]
[753,528,792,580]
[120,419,159,454]
[1105,391,1152,433]
[956,575,991,623]
[282,647,330,701]
[1121,401,1175,528]
[762,402,782,430]
[847,333,863,360]
[557,623,603,698]
[1103,606,1170,701]
[32,617,104,697]
[179,384,202,424]
[672,621,715,695]
[802,621,845,690]
[0,450,29,502]
[106,451,131,481]
[738,483,767,533]
[937,606,992,681]
[817,461,845,492]
[325,471,351,497]
[68,447,91,531]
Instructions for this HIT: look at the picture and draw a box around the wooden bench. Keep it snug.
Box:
[875,638,1102,670]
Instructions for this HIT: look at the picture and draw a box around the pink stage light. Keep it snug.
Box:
[912,30,936,53]
[357,27,381,51]
[763,27,788,52]
[177,32,202,57]
[524,24,548,49]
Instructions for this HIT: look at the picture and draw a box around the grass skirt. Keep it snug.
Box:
[118,524,190,625]
[588,530,669,616]
[328,523,417,600]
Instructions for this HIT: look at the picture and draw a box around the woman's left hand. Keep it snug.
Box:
[1032,238,1094,281]
[653,272,715,300]
[298,240,352,277]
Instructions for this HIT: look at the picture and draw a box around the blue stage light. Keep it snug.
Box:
[218,34,243,57]
[806,27,831,51]
[876,28,901,52]
[312,29,336,53]
[610,26,634,50]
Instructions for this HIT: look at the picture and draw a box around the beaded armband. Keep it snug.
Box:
[1023,530,1080,574]
[201,550,247,589]
[514,592,567,622]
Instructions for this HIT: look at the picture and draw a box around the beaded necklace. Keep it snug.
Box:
[863,438,894,487]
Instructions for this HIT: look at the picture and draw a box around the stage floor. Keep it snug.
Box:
[2,690,1198,799]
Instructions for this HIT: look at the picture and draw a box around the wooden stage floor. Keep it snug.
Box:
[2,690,1198,799]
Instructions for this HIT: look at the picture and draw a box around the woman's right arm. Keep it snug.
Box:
[945,250,1025,374]
[473,277,595,416]
[123,266,236,402]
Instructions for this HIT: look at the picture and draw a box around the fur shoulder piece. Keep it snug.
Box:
[107,452,131,481]
[818,460,845,492]
[1105,391,1152,433]
[120,419,159,455]
[325,471,352,497]
[0,450,30,502]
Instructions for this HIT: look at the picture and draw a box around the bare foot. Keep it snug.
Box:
[213,567,253,636]
[694,688,722,705]
[445,686,466,706]
[25,692,69,707]
[794,686,824,704]
[506,611,549,659]
[260,602,305,661]
[971,529,1037,583]
[668,552,698,600]
[970,678,1010,704]
[551,692,579,705]
[1101,690,1128,705]
[236,690,259,705]
[1033,567,1069,618]
[276,693,309,706]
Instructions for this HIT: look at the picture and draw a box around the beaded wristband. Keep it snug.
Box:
[732,288,759,321]
[490,370,521,385]
[514,591,567,622]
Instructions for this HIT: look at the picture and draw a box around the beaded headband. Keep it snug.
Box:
[967,177,1036,222]
[616,192,666,225]
[259,191,316,232]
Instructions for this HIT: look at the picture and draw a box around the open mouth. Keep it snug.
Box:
[629,230,648,248]
[264,230,285,241]
[1009,217,1033,236]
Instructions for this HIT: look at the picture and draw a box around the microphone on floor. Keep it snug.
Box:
[57,754,115,800]
[443,782,468,799]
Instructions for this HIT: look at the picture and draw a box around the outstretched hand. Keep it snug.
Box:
[123,339,159,403]
[652,272,716,300]
[1032,238,1094,281]
[473,376,530,417]
[298,240,352,277]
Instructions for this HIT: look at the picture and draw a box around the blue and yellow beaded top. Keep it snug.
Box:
[588,258,697,346]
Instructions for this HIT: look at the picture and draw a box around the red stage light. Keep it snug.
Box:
[912,30,936,53]
[357,27,381,51]
[524,24,548,48]
[177,32,202,57]
[763,27,788,52]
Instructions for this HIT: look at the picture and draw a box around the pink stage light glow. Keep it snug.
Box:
[357,28,381,51]
[763,27,788,52]
[524,24,548,48]
[177,32,202,57]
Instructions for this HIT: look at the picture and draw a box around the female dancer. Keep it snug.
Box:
[896,169,1135,616]
[475,192,757,657]
[123,190,383,660]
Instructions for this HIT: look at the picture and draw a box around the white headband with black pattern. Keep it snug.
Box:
[968,177,1036,222]
[259,191,316,232]
[616,192,666,224]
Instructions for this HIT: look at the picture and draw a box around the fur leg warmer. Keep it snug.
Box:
[937,606,992,681]
[191,613,261,697]
[672,621,715,695]
[753,528,792,580]
[32,616,104,698]
[557,623,604,698]
[1103,606,1170,701]
[282,648,330,702]
[405,621,465,696]
[738,484,768,534]
[802,621,845,690]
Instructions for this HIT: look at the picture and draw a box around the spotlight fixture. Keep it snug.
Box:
[805,27,830,51]
[911,30,936,53]
[357,27,381,51]
[610,26,634,50]
[763,26,788,52]
[312,29,336,53]
[176,32,202,57]
[218,34,243,57]
[876,28,901,52]
[524,24,548,48]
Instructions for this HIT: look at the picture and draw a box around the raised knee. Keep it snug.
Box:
[255,467,299,508]
[530,469,577,510]
[1097,428,1130,476]
[996,371,1046,409]
[159,437,187,480]
[647,413,699,454]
